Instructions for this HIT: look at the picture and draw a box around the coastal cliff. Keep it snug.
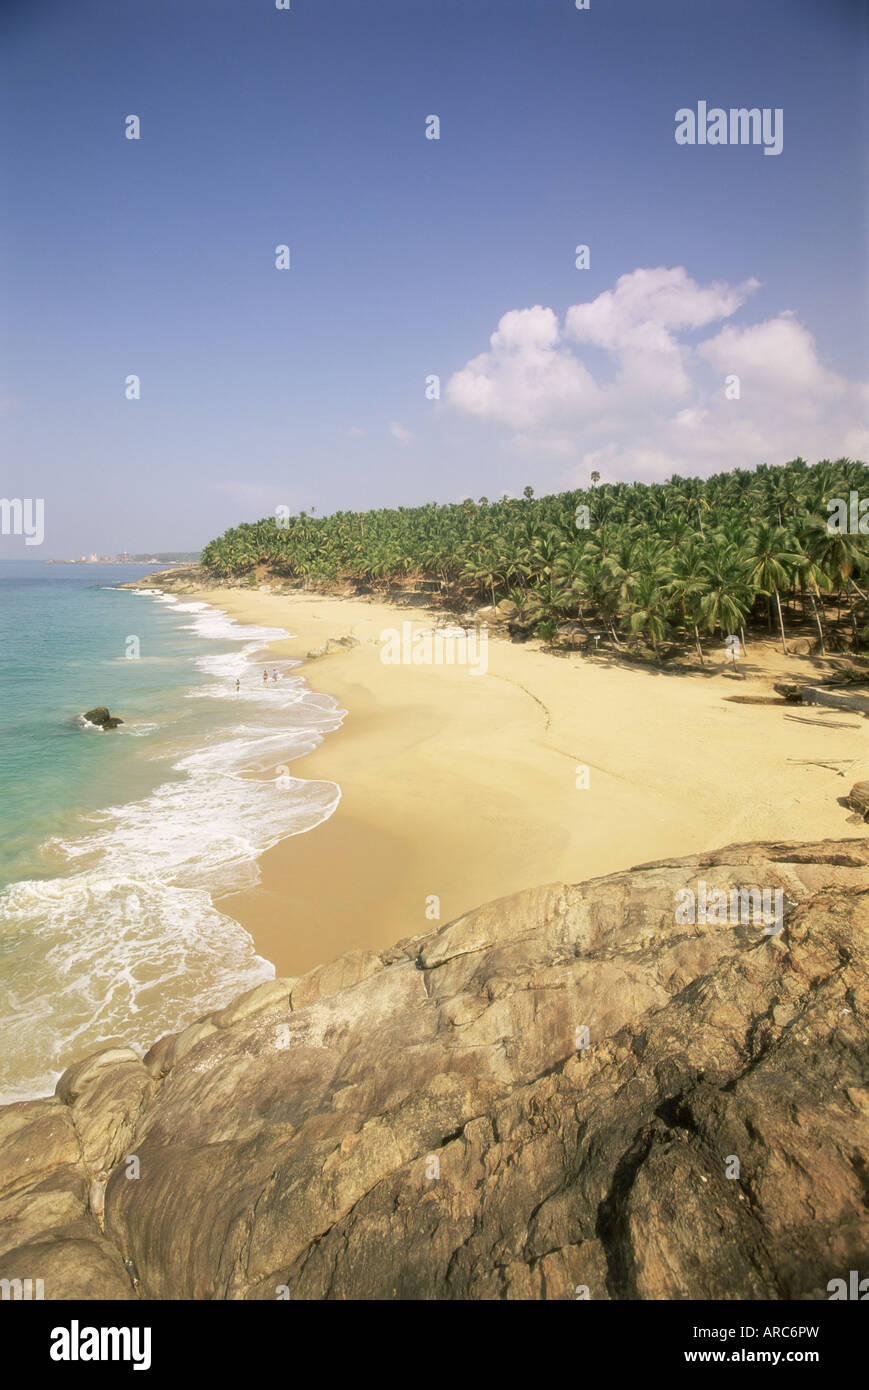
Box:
[1,838,867,1301]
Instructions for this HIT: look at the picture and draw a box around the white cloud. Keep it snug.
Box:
[389,421,413,445]
[697,312,842,403]
[565,266,756,347]
[566,267,757,403]
[445,266,868,482]
[447,305,600,430]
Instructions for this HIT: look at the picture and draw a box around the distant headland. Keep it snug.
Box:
[44,551,201,565]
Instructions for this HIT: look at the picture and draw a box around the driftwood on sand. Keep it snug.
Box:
[724,695,788,706]
[788,758,860,775]
[784,713,860,730]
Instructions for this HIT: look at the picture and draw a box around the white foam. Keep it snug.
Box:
[181,609,290,645]
[77,713,104,733]
[0,593,346,1105]
[53,742,341,893]
[0,874,274,1103]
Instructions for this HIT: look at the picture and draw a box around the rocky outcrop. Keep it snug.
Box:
[847,783,869,821]
[122,566,207,595]
[775,669,869,706]
[1,838,867,1300]
[83,706,123,730]
[305,636,360,659]
[804,687,869,717]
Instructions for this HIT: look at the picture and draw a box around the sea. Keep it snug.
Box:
[0,560,344,1104]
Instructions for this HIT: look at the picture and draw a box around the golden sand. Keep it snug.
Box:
[185,586,867,978]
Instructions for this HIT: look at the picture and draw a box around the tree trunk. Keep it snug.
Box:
[774,586,788,655]
[848,579,859,648]
[693,622,704,666]
[809,592,826,655]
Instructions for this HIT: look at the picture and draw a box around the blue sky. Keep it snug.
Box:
[1,0,866,554]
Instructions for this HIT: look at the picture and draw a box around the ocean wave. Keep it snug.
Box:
[0,874,274,1104]
[76,713,104,732]
[51,750,341,893]
[0,592,346,1104]
[182,612,290,644]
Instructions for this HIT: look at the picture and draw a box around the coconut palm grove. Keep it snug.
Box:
[201,458,869,659]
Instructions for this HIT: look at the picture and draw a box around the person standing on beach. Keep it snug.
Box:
[235,679,240,692]
[263,668,268,683]
[272,669,279,682]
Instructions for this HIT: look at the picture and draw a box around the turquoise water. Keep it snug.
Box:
[0,561,343,1102]
[1,562,214,884]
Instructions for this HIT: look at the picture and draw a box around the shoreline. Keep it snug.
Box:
[169,583,867,979]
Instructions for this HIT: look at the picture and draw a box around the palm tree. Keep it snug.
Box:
[745,524,805,654]
[672,543,711,664]
[803,513,867,647]
[793,532,831,653]
[698,550,752,644]
[553,543,591,622]
[199,458,868,660]
[627,576,670,654]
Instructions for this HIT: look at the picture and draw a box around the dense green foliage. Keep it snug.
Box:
[202,459,869,655]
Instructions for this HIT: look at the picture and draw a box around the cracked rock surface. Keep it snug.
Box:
[1,838,867,1300]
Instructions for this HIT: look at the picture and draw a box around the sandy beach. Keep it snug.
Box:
[163,585,869,979]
